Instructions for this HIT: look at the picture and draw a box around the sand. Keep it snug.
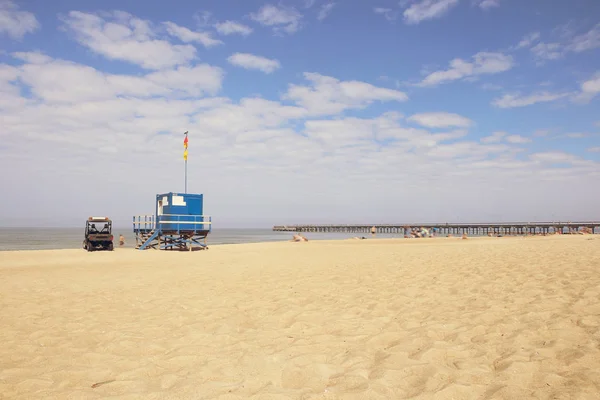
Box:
[1,235,600,399]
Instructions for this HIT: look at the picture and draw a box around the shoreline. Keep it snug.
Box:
[0,234,600,256]
[0,232,594,253]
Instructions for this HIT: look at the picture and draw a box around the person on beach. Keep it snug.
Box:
[291,234,308,242]
[119,234,125,246]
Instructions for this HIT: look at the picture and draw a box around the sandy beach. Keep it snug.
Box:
[1,235,599,399]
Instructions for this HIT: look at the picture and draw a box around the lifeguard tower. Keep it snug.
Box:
[133,192,211,250]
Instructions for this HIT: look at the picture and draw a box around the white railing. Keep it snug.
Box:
[157,214,211,230]
[133,215,155,231]
[133,214,211,232]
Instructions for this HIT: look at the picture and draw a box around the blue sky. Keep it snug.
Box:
[1,0,599,227]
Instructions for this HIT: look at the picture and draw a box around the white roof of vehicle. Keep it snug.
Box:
[88,216,110,222]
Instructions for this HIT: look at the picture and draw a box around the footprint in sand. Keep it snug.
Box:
[160,374,179,390]
[577,317,599,328]
[556,348,586,366]
[326,373,369,393]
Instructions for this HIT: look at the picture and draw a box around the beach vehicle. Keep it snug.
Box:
[83,217,114,251]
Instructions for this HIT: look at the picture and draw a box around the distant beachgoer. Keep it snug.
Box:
[291,234,308,242]
[119,234,125,246]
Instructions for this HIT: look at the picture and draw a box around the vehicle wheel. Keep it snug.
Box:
[87,242,93,252]
[108,243,114,251]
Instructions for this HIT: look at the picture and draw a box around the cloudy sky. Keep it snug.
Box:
[1,0,599,228]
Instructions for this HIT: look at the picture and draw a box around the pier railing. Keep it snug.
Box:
[273,222,600,235]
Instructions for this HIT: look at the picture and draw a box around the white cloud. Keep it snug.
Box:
[214,20,253,36]
[516,32,540,49]
[572,72,600,103]
[492,91,571,108]
[301,114,469,152]
[474,0,500,10]
[249,4,303,34]
[505,134,532,144]
[61,11,198,70]
[9,51,223,102]
[424,141,512,160]
[581,73,600,92]
[588,147,600,153]
[227,53,281,74]
[529,151,578,164]
[480,83,503,91]
[527,23,600,62]
[317,2,336,21]
[403,0,459,24]
[407,112,473,128]
[283,72,408,116]
[11,51,51,64]
[192,97,306,135]
[533,129,551,137]
[567,23,600,53]
[303,118,374,148]
[419,52,514,86]
[481,131,507,143]
[495,72,600,108]
[563,132,588,139]
[531,42,563,61]
[143,65,224,96]
[374,7,398,21]
[0,0,39,39]
[481,132,531,144]
[163,21,222,47]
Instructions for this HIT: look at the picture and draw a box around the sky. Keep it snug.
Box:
[1,0,599,228]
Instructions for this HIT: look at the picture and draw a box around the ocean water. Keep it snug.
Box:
[0,227,402,251]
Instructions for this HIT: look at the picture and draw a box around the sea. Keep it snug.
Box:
[0,228,402,251]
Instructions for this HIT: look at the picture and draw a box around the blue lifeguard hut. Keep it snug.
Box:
[133,192,211,250]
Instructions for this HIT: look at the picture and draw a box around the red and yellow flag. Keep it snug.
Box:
[183,131,188,160]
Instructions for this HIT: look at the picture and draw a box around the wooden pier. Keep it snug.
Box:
[273,222,600,236]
